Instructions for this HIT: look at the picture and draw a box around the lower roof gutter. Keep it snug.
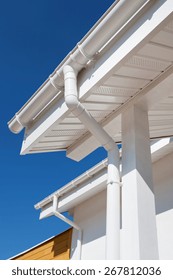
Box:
[34,158,108,210]
[8,0,152,134]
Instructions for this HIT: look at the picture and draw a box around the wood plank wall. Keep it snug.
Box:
[12,228,72,260]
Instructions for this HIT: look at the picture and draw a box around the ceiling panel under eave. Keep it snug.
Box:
[21,16,173,159]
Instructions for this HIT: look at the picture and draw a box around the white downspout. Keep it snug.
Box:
[8,0,152,134]
[63,65,120,259]
[106,148,120,260]
[52,195,82,260]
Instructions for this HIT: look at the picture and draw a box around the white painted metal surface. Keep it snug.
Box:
[35,137,173,214]
[15,0,173,159]
[58,64,121,259]
[63,65,116,151]
[8,0,151,134]
[7,0,173,261]
[35,138,173,260]
[106,149,120,259]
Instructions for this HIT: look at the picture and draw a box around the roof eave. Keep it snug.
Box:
[8,0,152,134]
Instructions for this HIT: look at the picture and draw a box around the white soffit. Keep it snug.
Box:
[21,3,173,161]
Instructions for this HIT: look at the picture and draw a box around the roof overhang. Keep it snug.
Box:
[8,0,173,161]
[35,137,173,218]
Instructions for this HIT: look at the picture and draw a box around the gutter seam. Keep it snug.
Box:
[8,0,152,134]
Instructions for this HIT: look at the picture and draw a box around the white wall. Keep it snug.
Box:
[70,190,106,260]
[153,151,173,259]
[70,151,173,260]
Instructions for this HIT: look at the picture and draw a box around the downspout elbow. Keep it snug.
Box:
[63,65,120,259]
[63,65,85,117]
[63,65,117,152]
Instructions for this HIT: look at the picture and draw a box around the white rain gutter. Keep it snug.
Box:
[8,0,152,134]
[63,65,120,259]
[35,158,108,210]
[35,159,108,259]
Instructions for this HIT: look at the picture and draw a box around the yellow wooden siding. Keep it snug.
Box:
[12,228,72,260]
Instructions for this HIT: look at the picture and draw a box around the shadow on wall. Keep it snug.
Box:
[12,228,72,260]
[153,151,173,215]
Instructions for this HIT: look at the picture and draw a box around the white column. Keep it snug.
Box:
[121,104,159,259]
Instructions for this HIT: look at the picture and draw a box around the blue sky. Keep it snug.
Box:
[0,0,115,259]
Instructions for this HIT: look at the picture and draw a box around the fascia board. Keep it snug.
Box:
[21,0,173,158]
[67,0,173,160]
[78,0,173,100]
[40,137,173,214]
[35,138,173,215]
[57,170,107,213]
[39,204,54,220]
[34,158,108,210]
[20,95,69,155]
[9,0,149,134]
[38,170,107,217]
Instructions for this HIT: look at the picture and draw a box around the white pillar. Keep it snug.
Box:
[121,104,159,259]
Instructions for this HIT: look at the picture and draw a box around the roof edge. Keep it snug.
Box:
[8,0,151,134]
[35,137,173,211]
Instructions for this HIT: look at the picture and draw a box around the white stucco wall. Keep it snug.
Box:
[70,190,106,260]
[70,151,173,260]
[153,151,173,259]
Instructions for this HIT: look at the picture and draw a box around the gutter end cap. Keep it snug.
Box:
[8,117,24,134]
